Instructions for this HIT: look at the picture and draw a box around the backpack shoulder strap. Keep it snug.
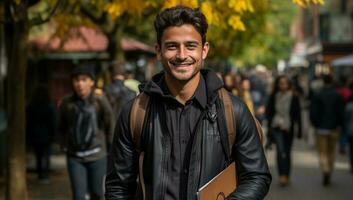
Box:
[130,92,150,152]
[218,88,236,151]
[218,88,264,152]
[129,92,149,199]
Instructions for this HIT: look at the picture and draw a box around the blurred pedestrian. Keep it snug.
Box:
[310,74,344,186]
[26,85,56,184]
[344,82,353,174]
[223,73,241,96]
[124,70,141,94]
[104,62,136,120]
[266,75,302,186]
[241,76,255,114]
[58,65,114,200]
[337,77,352,155]
[249,73,268,124]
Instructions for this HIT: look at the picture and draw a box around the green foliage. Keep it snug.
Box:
[232,0,297,68]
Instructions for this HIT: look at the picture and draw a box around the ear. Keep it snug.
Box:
[202,42,210,60]
[155,43,162,60]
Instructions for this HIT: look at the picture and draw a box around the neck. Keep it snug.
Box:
[77,91,91,100]
[165,72,201,105]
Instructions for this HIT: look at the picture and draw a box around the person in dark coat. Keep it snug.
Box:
[266,75,302,186]
[26,85,56,183]
[344,91,353,174]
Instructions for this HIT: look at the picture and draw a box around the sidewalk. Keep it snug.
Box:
[1,139,352,200]
[0,154,71,200]
[27,154,71,200]
[266,139,353,200]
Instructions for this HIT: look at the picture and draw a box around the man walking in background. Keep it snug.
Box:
[310,74,344,186]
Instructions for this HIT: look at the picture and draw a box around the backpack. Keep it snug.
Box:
[130,88,264,153]
[105,81,136,118]
[70,101,98,151]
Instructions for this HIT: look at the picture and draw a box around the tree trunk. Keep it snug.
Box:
[4,1,29,199]
[106,20,127,62]
[107,31,125,62]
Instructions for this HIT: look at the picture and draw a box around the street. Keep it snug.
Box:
[1,139,352,200]
[266,140,353,200]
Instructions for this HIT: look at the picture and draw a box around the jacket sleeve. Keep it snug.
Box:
[98,95,115,150]
[337,95,345,128]
[105,101,139,200]
[291,95,302,138]
[265,94,275,129]
[228,98,272,200]
[309,94,319,127]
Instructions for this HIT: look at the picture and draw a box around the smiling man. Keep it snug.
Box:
[105,6,271,200]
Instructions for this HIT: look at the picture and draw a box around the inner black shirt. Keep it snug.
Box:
[157,75,207,200]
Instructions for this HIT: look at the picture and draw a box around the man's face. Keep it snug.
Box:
[72,75,94,98]
[156,24,209,82]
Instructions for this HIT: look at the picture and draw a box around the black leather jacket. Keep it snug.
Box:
[105,70,271,200]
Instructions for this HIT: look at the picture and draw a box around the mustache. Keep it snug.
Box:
[169,57,196,65]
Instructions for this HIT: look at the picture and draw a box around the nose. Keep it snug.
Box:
[176,46,187,60]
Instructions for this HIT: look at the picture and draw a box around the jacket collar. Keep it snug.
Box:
[140,69,223,108]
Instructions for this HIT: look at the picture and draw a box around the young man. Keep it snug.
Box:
[105,6,271,200]
[59,65,114,200]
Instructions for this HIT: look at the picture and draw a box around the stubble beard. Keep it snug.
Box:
[164,59,203,85]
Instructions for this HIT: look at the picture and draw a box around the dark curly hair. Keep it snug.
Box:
[154,5,208,46]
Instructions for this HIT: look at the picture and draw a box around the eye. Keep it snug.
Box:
[186,43,198,50]
[186,45,197,50]
[165,44,178,50]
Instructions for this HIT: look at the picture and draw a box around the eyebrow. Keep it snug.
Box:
[164,41,200,45]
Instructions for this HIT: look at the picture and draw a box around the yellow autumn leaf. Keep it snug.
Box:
[228,0,254,13]
[163,0,180,8]
[201,1,220,25]
[228,15,246,31]
[105,3,124,19]
[163,0,199,9]
[181,0,199,8]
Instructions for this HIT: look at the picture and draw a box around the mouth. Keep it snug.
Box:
[169,61,195,68]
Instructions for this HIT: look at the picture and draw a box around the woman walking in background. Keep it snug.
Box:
[266,75,302,186]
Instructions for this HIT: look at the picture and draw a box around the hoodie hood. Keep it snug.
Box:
[139,69,224,107]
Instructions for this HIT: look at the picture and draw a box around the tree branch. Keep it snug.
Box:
[110,13,129,36]
[80,4,107,25]
[29,0,64,27]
